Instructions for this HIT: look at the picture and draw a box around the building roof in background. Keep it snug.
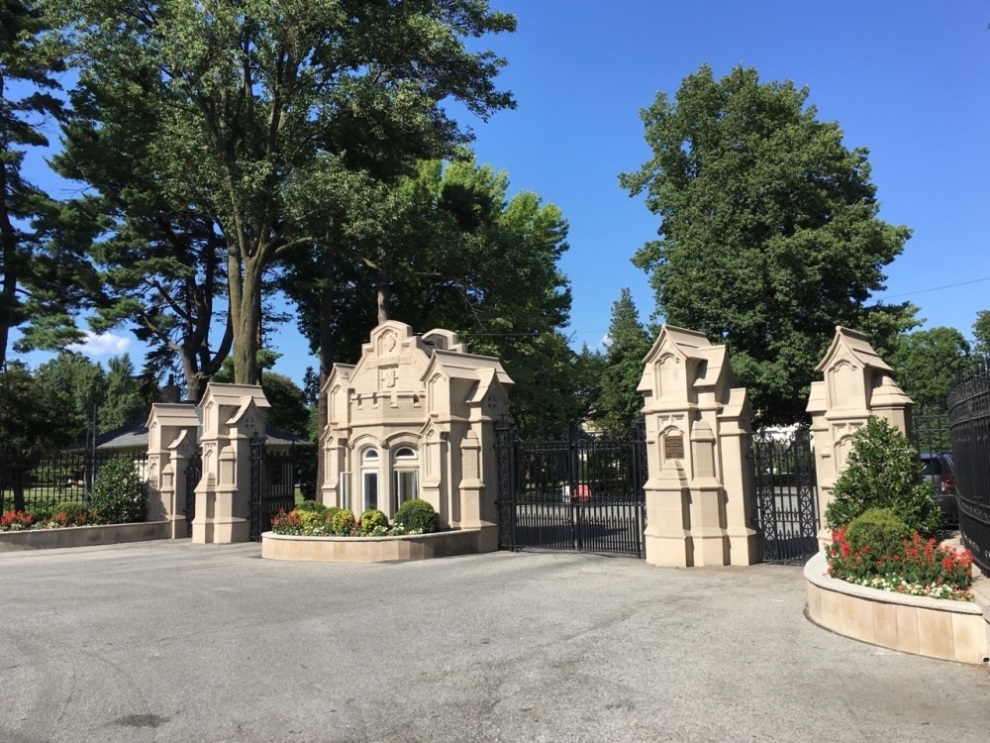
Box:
[87,405,311,451]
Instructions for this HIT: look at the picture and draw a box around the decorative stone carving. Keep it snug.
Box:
[807,327,913,545]
[321,321,512,552]
[637,325,759,567]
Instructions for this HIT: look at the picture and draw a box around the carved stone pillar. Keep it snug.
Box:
[807,326,914,545]
[145,403,199,539]
[638,326,759,567]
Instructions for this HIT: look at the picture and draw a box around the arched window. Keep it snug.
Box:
[392,446,419,512]
[361,447,379,510]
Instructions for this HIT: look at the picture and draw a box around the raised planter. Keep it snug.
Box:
[804,550,990,664]
[261,529,483,563]
[0,521,171,553]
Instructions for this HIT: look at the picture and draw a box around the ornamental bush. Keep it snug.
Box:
[845,508,911,559]
[296,510,325,530]
[330,508,357,536]
[296,500,328,517]
[394,498,438,534]
[824,417,941,536]
[89,456,147,524]
[827,528,973,601]
[359,509,389,535]
[323,506,342,525]
[52,503,93,527]
[0,510,34,531]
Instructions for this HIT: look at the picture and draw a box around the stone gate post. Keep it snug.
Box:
[193,383,270,544]
[807,326,913,544]
[146,403,199,538]
[637,326,760,567]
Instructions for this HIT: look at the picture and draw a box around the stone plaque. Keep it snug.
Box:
[664,435,685,460]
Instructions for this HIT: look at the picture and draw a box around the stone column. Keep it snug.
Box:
[807,326,913,545]
[145,404,199,539]
[193,383,270,544]
[638,326,759,568]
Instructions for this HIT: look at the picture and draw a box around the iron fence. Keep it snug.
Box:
[495,420,647,557]
[948,371,990,574]
[0,448,149,516]
[751,426,819,564]
[912,407,957,531]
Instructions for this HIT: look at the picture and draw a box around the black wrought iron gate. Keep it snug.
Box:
[249,435,296,541]
[751,426,819,564]
[495,420,647,557]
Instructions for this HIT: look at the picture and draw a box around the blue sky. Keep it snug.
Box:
[13,0,990,387]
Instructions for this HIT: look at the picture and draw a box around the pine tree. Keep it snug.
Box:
[596,289,652,435]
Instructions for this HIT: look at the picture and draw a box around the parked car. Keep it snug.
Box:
[920,452,957,528]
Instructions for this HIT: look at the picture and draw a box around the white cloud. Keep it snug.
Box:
[600,333,612,349]
[68,331,132,357]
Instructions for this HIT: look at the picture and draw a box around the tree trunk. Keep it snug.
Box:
[0,155,19,370]
[229,250,261,385]
[376,265,391,324]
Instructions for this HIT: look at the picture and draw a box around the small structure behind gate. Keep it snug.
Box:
[751,426,819,564]
[495,420,647,557]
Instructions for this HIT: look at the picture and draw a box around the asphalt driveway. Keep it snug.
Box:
[2,541,989,742]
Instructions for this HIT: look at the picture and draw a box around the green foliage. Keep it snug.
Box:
[0,0,93,367]
[99,354,146,432]
[282,155,577,437]
[827,529,973,601]
[323,506,342,525]
[359,509,389,536]
[621,64,915,424]
[49,0,516,385]
[295,510,324,530]
[824,417,941,536]
[88,455,146,524]
[329,508,356,537]
[394,498,438,534]
[844,508,911,558]
[0,363,73,454]
[890,327,971,409]
[295,500,327,516]
[596,289,652,435]
[972,310,990,358]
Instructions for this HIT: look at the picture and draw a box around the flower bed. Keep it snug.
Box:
[261,528,482,563]
[827,528,974,601]
[805,550,989,665]
[261,499,483,563]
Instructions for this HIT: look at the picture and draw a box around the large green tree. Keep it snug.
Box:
[973,310,990,359]
[890,327,971,410]
[283,155,578,436]
[621,65,915,424]
[47,0,516,386]
[0,0,94,366]
[596,289,652,436]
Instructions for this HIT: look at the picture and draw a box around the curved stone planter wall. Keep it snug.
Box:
[0,522,171,552]
[261,529,483,563]
[805,550,990,664]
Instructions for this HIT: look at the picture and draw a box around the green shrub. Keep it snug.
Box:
[845,508,911,558]
[296,499,328,517]
[359,509,389,535]
[296,510,325,530]
[53,503,92,527]
[324,506,342,525]
[330,508,356,536]
[824,417,942,536]
[89,456,147,524]
[393,498,438,534]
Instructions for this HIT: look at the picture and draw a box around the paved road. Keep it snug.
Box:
[2,541,989,743]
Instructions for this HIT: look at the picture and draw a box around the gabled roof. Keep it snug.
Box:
[815,326,892,373]
[84,404,311,451]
